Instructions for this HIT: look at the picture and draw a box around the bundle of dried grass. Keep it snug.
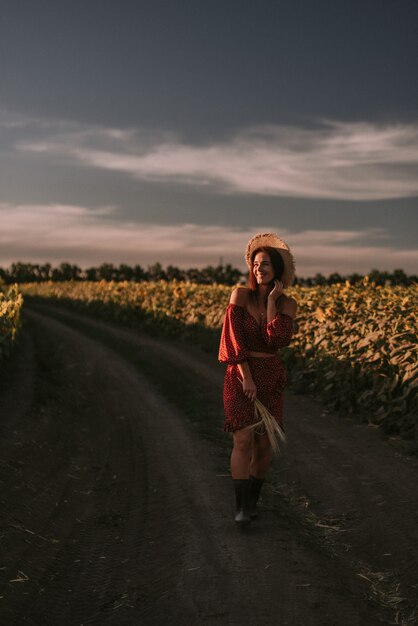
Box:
[238,378,286,454]
[249,398,286,454]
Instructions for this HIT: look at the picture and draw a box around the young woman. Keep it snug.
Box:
[218,233,297,526]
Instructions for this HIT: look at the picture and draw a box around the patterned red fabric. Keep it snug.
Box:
[218,303,294,432]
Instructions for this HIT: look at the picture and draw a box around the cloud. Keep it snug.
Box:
[15,118,418,200]
[1,202,417,276]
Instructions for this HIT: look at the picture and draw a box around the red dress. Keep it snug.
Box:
[218,303,294,432]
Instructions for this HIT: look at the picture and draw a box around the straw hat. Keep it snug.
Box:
[245,232,296,288]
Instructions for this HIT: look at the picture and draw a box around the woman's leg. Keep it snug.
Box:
[231,428,253,478]
[247,432,272,518]
[249,431,272,478]
[230,428,253,525]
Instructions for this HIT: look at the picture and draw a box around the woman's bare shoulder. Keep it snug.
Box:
[279,295,298,318]
[284,295,298,306]
[229,287,251,306]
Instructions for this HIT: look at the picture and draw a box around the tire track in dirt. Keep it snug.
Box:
[1,305,416,624]
[2,311,235,625]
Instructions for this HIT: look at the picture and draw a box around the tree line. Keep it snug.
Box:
[0,261,416,286]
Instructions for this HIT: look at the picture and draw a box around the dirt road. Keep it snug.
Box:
[0,304,417,625]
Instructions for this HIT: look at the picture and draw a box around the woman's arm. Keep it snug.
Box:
[267,280,284,322]
[263,292,297,349]
[266,280,297,320]
[237,361,257,402]
[229,288,257,401]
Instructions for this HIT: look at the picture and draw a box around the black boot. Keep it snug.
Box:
[233,479,251,527]
[248,475,265,519]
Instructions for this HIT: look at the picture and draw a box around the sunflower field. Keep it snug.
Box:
[0,284,24,363]
[22,278,418,442]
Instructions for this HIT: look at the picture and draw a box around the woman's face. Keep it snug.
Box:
[253,251,275,286]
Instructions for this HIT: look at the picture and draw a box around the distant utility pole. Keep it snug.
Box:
[218,257,223,267]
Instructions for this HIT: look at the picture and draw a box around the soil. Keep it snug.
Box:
[0,303,417,626]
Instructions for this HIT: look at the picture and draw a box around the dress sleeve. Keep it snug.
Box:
[218,304,249,364]
[262,312,294,350]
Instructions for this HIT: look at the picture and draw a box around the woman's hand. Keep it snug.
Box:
[268,279,284,301]
[242,377,257,402]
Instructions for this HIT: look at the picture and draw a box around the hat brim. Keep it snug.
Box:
[245,232,296,288]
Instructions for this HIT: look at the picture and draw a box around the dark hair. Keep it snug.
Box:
[248,246,285,291]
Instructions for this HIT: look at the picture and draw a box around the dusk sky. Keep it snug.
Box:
[1,0,417,277]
